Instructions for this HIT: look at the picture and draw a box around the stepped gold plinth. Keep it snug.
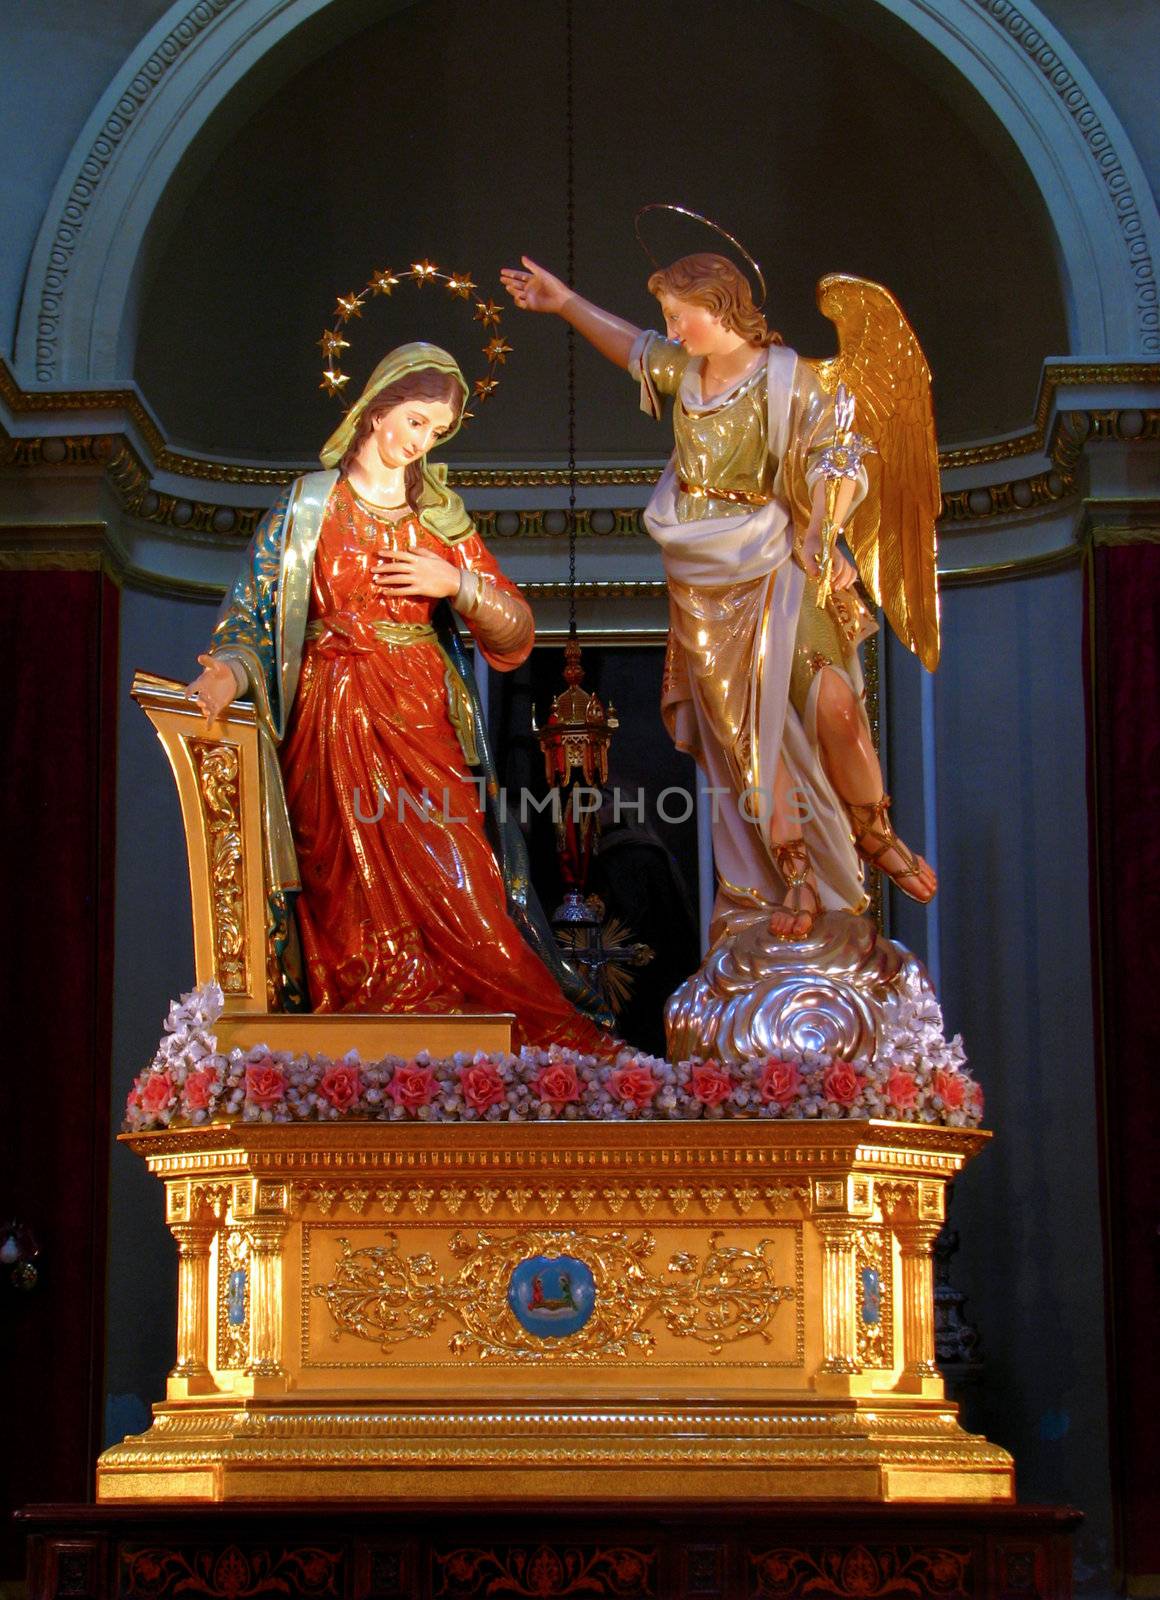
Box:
[98,1117,1013,1504]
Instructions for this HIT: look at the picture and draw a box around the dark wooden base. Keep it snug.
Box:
[18,1499,1081,1599]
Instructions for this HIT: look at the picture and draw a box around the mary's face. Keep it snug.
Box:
[371,398,457,469]
[659,294,726,357]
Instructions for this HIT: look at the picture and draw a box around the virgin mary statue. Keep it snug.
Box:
[187,342,612,1053]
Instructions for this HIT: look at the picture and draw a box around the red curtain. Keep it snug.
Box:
[1085,542,1160,1584]
[0,568,118,1575]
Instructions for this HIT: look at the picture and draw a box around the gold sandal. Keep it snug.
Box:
[770,839,822,940]
[846,794,935,903]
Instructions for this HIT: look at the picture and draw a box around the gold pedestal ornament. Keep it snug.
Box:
[98,1118,1012,1504]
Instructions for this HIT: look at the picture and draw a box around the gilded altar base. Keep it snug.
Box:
[98,1118,1012,1504]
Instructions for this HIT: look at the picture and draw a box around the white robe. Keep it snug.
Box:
[639,343,867,937]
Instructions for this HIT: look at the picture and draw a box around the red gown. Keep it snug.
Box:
[280,478,606,1053]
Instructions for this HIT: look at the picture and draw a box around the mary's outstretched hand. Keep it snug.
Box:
[187,653,239,722]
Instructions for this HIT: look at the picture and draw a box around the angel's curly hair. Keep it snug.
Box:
[647,253,782,348]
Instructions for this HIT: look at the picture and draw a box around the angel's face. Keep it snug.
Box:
[370,398,455,469]
[658,294,730,357]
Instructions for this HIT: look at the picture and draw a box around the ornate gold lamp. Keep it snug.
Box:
[534,637,618,794]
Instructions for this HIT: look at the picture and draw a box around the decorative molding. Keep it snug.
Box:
[104,439,263,539]
[940,363,1160,469]
[524,581,665,602]
[4,412,1157,547]
[287,1179,812,1222]
[5,382,1157,597]
[970,0,1159,353]
[132,1118,988,1172]
[939,545,1082,588]
[30,0,239,383]
[14,0,1160,395]
[6,356,1159,486]
[476,507,643,539]
[1090,524,1160,547]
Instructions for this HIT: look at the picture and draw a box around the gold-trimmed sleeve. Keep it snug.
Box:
[451,534,535,669]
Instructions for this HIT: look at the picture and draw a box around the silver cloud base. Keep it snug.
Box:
[665,911,942,1066]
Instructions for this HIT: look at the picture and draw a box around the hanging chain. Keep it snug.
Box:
[565,0,578,643]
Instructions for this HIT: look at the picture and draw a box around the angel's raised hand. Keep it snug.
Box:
[500,256,570,315]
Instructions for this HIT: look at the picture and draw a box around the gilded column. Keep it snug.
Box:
[168,1221,216,1397]
[815,1219,861,1382]
[245,1220,289,1384]
[895,1220,943,1395]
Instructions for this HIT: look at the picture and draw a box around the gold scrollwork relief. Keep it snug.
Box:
[311,1228,796,1361]
[190,739,248,993]
[190,1181,232,1223]
[216,1229,250,1370]
[876,1180,918,1222]
[855,1226,894,1371]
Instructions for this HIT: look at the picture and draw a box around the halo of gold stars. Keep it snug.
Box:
[318,261,512,417]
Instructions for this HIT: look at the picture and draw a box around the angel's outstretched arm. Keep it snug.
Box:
[502,257,641,370]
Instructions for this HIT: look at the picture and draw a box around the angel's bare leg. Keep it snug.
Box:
[768,754,820,940]
[814,667,937,902]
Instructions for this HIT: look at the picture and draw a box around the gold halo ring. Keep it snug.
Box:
[317,261,511,417]
[633,202,767,309]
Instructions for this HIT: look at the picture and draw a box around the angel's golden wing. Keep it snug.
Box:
[812,273,940,671]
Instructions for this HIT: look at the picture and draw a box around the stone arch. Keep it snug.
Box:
[12,0,1159,387]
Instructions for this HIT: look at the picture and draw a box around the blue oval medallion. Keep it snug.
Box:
[507,1254,596,1339]
[860,1266,881,1325]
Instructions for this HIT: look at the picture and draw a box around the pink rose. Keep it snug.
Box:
[244,1059,287,1109]
[608,1065,660,1109]
[759,1058,802,1105]
[386,1063,440,1109]
[690,1060,734,1107]
[822,1061,863,1107]
[885,1068,919,1112]
[934,1069,965,1110]
[140,1072,173,1117]
[965,1080,985,1118]
[182,1067,218,1113]
[534,1062,582,1110]
[460,1060,507,1113]
[319,1064,362,1112]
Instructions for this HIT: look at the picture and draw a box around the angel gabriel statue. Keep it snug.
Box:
[502,243,940,958]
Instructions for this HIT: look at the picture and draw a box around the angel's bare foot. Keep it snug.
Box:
[769,840,821,940]
[847,795,937,902]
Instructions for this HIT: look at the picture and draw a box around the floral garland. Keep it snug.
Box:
[123,984,984,1134]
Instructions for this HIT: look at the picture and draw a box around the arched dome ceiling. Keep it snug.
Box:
[134,0,1068,462]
